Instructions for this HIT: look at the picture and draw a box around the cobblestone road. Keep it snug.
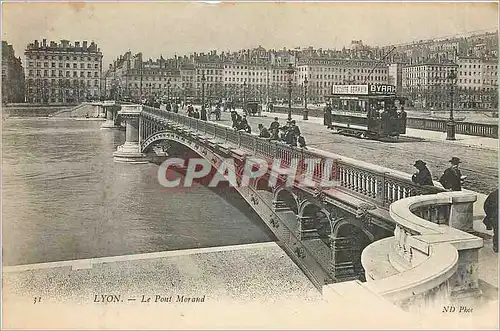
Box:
[209,110,497,194]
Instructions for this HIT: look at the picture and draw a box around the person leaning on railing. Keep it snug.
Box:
[258,124,271,138]
[411,160,434,187]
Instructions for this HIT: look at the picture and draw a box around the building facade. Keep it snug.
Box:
[106,33,497,108]
[2,41,25,103]
[456,57,498,109]
[296,58,390,103]
[24,39,103,103]
[402,61,459,109]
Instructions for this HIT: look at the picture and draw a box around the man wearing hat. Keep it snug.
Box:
[411,160,434,186]
[439,157,464,191]
[269,117,280,140]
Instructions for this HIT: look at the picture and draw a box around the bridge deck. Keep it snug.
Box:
[217,110,497,194]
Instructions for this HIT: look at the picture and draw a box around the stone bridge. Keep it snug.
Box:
[109,103,485,310]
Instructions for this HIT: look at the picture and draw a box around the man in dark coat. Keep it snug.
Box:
[324,103,332,127]
[258,124,271,138]
[290,120,300,146]
[298,134,307,149]
[439,157,464,191]
[411,160,434,186]
[193,109,200,119]
[483,188,498,253]
[269,117,280,131]
[239,115,249,131]
[200,106,207,121]
[230,111,237,127]
[187,105,194,117]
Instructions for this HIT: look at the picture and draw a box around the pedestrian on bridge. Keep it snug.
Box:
[298,134,307,149]
[230,111,238,128]
[269,117,280,139]
[239,115,249,131]
[193,109,200,119]
[187,104,194,117]
[411,160,434,186]
[324,103,332,127]
[439,157,464,191]
[200,107,207,121]
[258,124,271,138]
[483,188,498,253]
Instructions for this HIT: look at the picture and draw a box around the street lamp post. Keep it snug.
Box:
[243,80,247,111]
[303,76,308,120]
[446,70,457,140]
[201,72,206,111]
[167,79,171,103]
[286,63,294,123]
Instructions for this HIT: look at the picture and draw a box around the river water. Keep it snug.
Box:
[2,118,274,266]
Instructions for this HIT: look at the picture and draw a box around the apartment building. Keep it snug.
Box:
[24,39,103,103]
[2,41,25,103]
[296,58,389,102]
[402,61,458,109]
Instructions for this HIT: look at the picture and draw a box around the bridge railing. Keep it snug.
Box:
[141,106,445,208]
[406,117,499,138]
[360,191,482,311]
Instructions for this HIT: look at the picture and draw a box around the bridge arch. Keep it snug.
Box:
[273,186,299,215]
[141,130,197,154]
[299,202,331,243]
[332,219,375,243]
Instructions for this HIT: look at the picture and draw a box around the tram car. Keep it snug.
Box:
[324,84,408,140]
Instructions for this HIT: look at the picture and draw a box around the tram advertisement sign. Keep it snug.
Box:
[368,84,397,95]
[331,84,369,95]
[331,84,397,96]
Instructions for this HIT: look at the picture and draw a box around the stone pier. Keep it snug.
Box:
[113,105,148,163]
[101,102,121,129]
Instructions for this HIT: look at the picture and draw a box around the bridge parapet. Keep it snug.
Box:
[359,191,483,312]
[140,105,444,209]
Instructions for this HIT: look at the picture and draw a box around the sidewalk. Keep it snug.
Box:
[263,112,498,151]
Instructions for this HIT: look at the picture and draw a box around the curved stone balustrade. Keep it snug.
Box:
[139,106,446,209]
[360,191,483,311]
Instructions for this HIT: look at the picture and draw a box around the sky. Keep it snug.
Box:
[2,1,498,67]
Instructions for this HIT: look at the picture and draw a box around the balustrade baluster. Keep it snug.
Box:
[361,173,367,195]
[345,168,351,189]
[387,182,394,204]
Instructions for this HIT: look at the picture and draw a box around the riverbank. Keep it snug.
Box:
[2,103,77,117]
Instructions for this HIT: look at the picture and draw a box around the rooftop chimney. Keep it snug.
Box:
[75,41,80,48]
[42,39,47,47]
[83,41,88,49]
